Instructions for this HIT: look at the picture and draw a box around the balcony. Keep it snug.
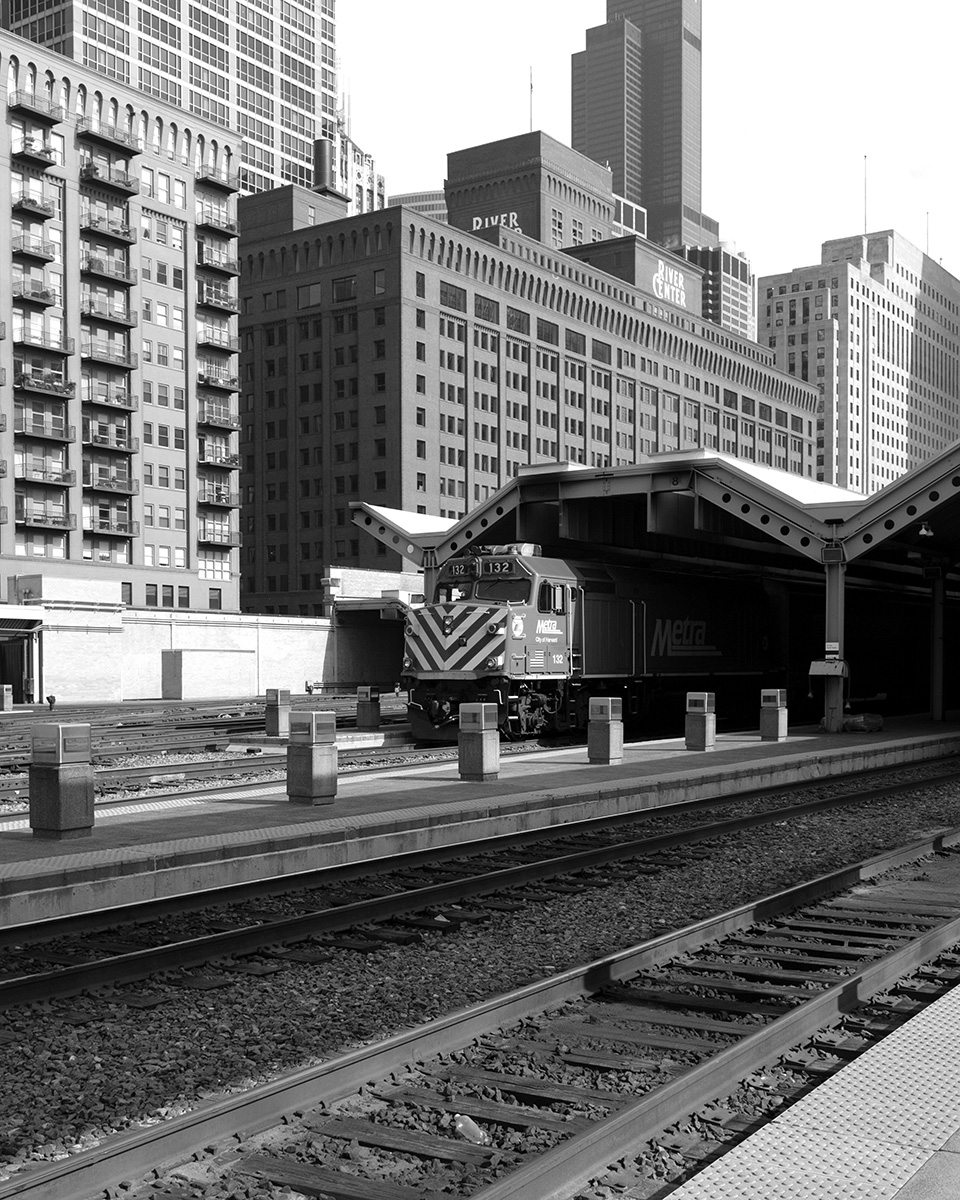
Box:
[76,118,142,154]
[12,192,55,219]
[14,465,76,486]
[15,504,76,530]
[14,370,74,396]
[197,284,239,313]
[79,253,137,285]
[196,165,240,192]
[11,138,57,167]
[80,339,137,368]
[79,163,139,193]
[198,449,240,469]
[196,208,238,235]
[7,91,65,123]
[82,469,139,494]
[12,280,58,307]
[81,384,138,410]
[13,327,74,354]
[12,234,56,261]
[82,429,139,453]
[197,247,240,275]
[79,211,136,242]
[197,526,241,547]
[80,297,137,326]
[84,516,139,536]
[13,416,75,442]
[197,368,239,391]
[198,401,240,429]
[197,486,239,506]
[197,327,239,352]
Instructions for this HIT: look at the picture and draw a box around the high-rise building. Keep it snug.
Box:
[388,190,447,223]
[681,244,757,341]
[0,31,242,609]
[573,0,717,250]
[2,0,383,206]
[758,231,960,495]
[236,188,817,609]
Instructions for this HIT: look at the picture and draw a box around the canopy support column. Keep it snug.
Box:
[930,573,945,721]
[823,561,846,733]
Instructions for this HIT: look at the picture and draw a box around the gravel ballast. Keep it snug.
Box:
[1,778,959,1187]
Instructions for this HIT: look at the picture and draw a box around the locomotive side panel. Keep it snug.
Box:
[579,593,639,677]
[642,576,770,676]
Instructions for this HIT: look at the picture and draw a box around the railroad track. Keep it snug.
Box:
[5,760,960,1006]
[0,699,410,771]
[5,830,960,1200]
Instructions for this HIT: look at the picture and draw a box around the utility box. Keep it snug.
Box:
[265,688,292,738]
[685,693,716,752]
[459,703,498,732]
[458,703,499,781]
[29,722,95,839]
[287,710,337,804]
[588,697,622,722]
[759,688,788,742]
[588,696,623,764]
[0,684,13,711]
[289,711,336,744]
[356,686,381,732]
[31,723,92,765]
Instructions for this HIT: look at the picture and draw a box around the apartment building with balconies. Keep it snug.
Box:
[0,32,241,610]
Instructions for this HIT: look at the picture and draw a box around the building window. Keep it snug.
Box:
[208,588,222,610]
[145,584,158,606]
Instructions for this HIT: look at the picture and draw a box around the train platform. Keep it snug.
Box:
[2,715,959,928]
[670,970,960,1200]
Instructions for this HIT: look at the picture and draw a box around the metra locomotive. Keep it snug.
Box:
[402,543,781,741]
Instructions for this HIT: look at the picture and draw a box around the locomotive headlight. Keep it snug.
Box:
[405,624,415,636]
[402,656,413,670]
[484,654,504,669]
[487,623,505,634]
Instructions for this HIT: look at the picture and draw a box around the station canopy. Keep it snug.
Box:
[352,445,960,595]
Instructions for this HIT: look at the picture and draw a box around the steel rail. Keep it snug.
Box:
[5,761,960,995]
[5,828,960,1200]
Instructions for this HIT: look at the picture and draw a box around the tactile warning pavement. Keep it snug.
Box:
[669,984,960,1198]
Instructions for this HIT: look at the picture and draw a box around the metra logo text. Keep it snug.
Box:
[536,619,559,634]
[650,618,721,657]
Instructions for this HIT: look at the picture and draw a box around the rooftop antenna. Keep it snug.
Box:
[926,211,930,256]
[863,155,867,234]
[529,66,533,132]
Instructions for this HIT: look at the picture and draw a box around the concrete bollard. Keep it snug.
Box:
[458,703,500,782]
[684,691,716,751]
[265,687,291,738]
[356,685,381,732]
[759,688,788,742]
[29,723,95,839]
[286,711,337,804]
[587,696,624,764]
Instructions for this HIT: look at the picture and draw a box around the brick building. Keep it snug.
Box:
[237,190,817,613]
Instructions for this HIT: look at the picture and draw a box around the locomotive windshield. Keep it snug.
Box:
[434,578,531,603]
[435,556,532,604]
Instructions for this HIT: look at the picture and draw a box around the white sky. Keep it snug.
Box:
[337,1,960,282]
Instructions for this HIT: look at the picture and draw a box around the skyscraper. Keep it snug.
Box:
[758,232,960,494]
[2,0,382,205]
[573,0,717,250]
